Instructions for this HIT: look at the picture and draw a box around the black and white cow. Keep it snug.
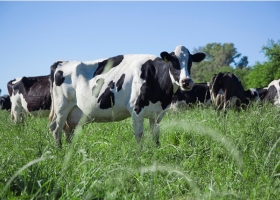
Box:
[244,87,268,102]
[49,45,206,147]
[264,79,280,105]
[244,79,280,105]
[209,72,248,110]
[171,83,211,108]
[0,95,11,110]
[244,88,261,102]
[7,75,52,122]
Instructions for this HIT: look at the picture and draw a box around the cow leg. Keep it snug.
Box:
[64,123,74,144]
[149,118,161,147]
[51,105,75,147]
[63,106,83,143]
[11,103,22,123]
[132,113,144,144]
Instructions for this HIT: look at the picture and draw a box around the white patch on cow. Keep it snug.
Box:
[12,78,22,85]
[170,76,179,93]
[210,88,224,107]
[10,92,24,122]
[249,88,260,100]
[172,45,194,90]
[19,93,28,114]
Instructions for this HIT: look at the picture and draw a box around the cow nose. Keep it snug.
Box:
[181,78,194,90]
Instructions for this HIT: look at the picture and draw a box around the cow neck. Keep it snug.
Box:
[167,63,180,94]
[173,82,179,94]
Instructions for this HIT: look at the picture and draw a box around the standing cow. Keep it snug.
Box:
[49,45,206,147]
[8,75,51,123]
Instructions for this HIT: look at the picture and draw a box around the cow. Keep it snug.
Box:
[244,80,280,105]
[209,72,248,111]
[243,87,268,102]
[0,95,11,110]
[264,79,280,105]
[7,75,52,123]
[49,45,206,147]
[171,83,211,108]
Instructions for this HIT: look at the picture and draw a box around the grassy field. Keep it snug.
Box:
[0,103,280,199]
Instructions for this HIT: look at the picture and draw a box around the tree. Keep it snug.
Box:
[246,39,280,88]
[192,43,249,83]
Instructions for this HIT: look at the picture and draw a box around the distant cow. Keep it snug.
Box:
[171,83,211,108]
[8,75,51,122]
[209,72,248,110]
[49,45,206,147]
[244,87,268,102]
[264,79,280,105]
[244,88,261,102]
[0,95,11,110]
[245,79,280,105]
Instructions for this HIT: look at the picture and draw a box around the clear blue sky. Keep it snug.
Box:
[0,1,279,95]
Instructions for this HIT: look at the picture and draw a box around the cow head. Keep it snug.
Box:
[160,45,205,92]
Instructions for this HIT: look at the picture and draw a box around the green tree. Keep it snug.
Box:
[247,39,280,88]
[192,42,249,83]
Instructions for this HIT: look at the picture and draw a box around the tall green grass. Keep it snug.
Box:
[0,102,280,199]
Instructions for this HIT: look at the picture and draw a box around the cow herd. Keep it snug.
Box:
[1,45,280,147]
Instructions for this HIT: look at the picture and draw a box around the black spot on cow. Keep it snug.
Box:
[97,82,115,109]
[93,55,124,77]
[50,61,63,87]
[160,51,181,83]
[55,70,65,86]
[116,74,125,92]
[108,81,115,89]
[264,85,277,102]
[25,76,51,111]
[13,76,38,95]
[134,58,173,114]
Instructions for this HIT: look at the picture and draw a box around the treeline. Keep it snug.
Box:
[191,39,280,89]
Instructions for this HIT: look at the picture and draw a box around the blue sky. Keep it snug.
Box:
[0,1,279,95]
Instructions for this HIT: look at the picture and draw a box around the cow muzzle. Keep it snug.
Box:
[180,78,194,91]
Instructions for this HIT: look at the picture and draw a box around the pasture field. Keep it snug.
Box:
[0,103,280,199]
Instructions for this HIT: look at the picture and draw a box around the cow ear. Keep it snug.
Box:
[191,52,206,63]
[160,52,173,63]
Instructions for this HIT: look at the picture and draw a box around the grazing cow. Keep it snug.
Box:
[264,79,280,105]
[171,83,211,108]
[0,95,11,110]
[209,72,248,110]
[8,75,51,122]
[244,87,269,102]
[244,88,261,102]
[49,45,206,147]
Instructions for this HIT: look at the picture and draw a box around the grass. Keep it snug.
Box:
[0,102,280,199]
